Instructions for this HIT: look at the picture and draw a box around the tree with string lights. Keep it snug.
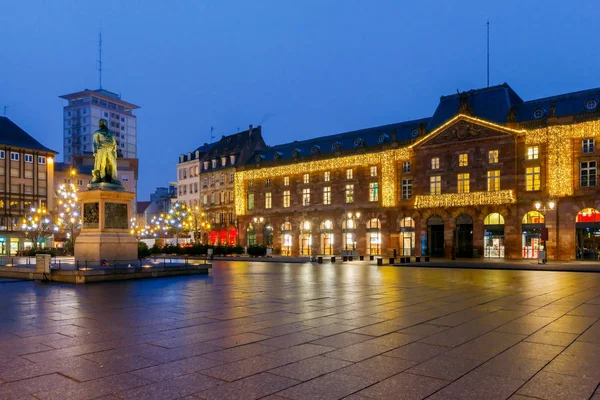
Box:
[55,169,81,254]
[21,207,58,250]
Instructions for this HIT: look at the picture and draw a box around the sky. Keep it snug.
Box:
[1,0,599,198]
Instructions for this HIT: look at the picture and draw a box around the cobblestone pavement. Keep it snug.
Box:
[1,262,600,400]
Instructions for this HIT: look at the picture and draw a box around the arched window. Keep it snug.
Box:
[576,208,600,223]
[367,218,381,230]
[399,217,415,229]
[300,220,311,232]
[522,211,544,224]
[342,219,356,230]
[320,220,333,230]
[484,213,505,225]
[427,215,444,225]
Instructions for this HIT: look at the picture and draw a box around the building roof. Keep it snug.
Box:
[136,201,152,214]
[515,86,600,122]
[201,126,265,170]
[427,83,600,130]
[0,117,58,153]
[427,83,523,131]
[247,118,429,164]
[180,142,216,163]
[59,89,140,109]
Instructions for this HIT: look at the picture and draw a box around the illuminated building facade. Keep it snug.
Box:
[177,126,265,244]
[0,117,57,255]
[237,84,600,261]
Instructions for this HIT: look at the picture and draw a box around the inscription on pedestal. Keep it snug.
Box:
[83,202,99,229]
[105,203,128,229]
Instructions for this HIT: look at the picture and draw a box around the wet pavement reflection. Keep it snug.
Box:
[0,261,599,399]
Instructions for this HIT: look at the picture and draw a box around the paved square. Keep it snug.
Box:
[1,261,600,399]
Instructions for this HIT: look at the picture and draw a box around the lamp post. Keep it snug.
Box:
[534,200,556,263]
[253,216,264,246]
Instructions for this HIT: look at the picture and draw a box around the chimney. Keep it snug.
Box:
[249,124,253,136]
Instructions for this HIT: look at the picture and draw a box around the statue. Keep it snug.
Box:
[90,119,123,189]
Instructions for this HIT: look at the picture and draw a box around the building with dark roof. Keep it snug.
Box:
[176,125,265,244]
[0,117,58,255]
[233,83,600,261]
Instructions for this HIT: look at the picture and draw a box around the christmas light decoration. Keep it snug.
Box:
[235,148,411,215]
[414,190,516,209]
[526,119,600,197]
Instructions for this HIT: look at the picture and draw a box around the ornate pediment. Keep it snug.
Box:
[416,117,516,148]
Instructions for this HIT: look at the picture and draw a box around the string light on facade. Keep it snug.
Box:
[414,190,516,209]
[235,148,410,215]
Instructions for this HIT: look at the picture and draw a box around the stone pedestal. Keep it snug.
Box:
[75,189,137,264]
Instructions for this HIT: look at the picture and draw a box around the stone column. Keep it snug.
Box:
[444,218,456,259]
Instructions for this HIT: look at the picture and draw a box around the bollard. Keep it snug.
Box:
[359,255,364,261]
[342,256,347,262]
[389,258,395,264]
[331,256,335,262]
[317,256,323,264]
[369,255,374,261]
[377,258,383,266]
[405,257,411,263]
[348,255,353,261]
[415,256,421,262]
[425,256,430,262]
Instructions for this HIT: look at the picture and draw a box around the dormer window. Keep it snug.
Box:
[221,157,227,167]
[533,109,544,119]
[230,155,236,165]
[586,99,598,110]
[195,151,200,158]
[179,155,184,163]
[203,161,209,170]
[211,159,217,168]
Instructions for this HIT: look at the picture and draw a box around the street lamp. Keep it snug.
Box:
[534,200,556,263]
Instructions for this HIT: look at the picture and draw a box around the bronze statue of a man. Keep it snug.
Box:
[92,119,119,185]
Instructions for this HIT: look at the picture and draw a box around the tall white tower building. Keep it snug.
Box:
[59,89,139,164]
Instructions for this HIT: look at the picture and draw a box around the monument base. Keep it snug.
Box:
[75,189,136,266]
[75,232,138,264]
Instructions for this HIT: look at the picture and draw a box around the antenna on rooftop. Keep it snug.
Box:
[486,19,490,88]
[210,126,215,143]
[97,27,103,89]
[3,106,7,117]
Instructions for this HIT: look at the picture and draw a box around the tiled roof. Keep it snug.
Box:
[180,142,216,162]
[0,117,57,153]
[201,126,265,170]
[136,201,152,214]
[247,118,429,164]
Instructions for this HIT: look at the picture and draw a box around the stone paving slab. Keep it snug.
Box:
[1,262,600,399]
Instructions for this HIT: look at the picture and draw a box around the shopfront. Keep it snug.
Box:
[484,213,505,258]
[281,222,293,256]
[367,218,381,255]
[576,208,600,260]
[342,218,357,251]
[246,224,256,247]
[522,211,544,259]
[320,220,334,255]
[299,220,312,256]
[398,217,415,256]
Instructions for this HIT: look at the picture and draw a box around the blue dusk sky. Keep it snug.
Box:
[1,0,598,198]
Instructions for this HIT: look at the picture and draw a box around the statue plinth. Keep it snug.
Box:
[75,189,137,265]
